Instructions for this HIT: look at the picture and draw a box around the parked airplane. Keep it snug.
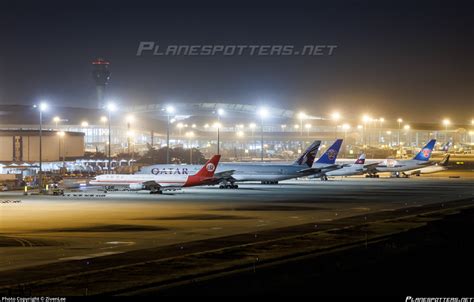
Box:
[89,155,222,194]
[139,140,343,188]
[402,153,450,177]
[366,139,437,177]
[323,153,379,178]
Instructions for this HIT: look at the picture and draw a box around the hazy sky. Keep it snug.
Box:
[1,1,473,123]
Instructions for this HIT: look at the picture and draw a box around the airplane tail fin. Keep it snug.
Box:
[354,153,366,165]
[314,139,343,165]
[293,140,321,167]
[195,155,221,178]
[413,139,436,161]
[439,153,450,166]
[441,141,452,152]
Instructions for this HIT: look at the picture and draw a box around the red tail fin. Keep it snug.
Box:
[195,155,221,177]
[184,155,221,187]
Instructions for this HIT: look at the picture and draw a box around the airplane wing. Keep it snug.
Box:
[363,163,379,173]
[297,164,340,174]
[214,170,235,179]
[363,162,380,169]
[205,170,236,185]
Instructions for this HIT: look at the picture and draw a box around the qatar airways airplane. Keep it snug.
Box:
[89,155,222,194]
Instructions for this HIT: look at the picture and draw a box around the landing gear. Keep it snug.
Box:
[149,188,163,194]
[320,175,329,181]
[261,181,279,184]
[365,174,380,178]
[219,182,238,189]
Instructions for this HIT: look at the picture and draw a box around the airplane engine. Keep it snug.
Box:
[129,183,145,190]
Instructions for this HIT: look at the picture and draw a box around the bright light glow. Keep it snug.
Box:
[249,123,256,129]
[281,124,287,129]
[331,112,341,121]
[379,117,385,122]
[39,102,48,111]
[397,118,403,123]
[442,119,450,126]
[204,123,209,128]
[404,124,410,130]
[305,123,311,129]
[166,105,175,114]
[81,121,89,127]
[213,122,221,128]
[126,130,135,137]
[362,115,371,123]
[298,112,306,120]
[177,122,184,129]
[106,102,117,112]
[217,108,225,116]
[100,116,108,123]
[57,131,65,137]
[185,131,195,137]
[386,131,392,135]
[53,116,60,123]
[294,124,300,129]
[236,130,244,137]
[342,123,350,130]
[357,125,363,129]
[258,107,269,119]
[125,115,135,123]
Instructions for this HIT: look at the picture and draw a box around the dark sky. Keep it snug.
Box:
[1,0,473,123]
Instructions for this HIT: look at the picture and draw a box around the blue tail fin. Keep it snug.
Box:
[315,139,343,165]
[413,139,436,161]
[293,140,321,167]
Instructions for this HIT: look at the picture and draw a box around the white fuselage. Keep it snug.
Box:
[138,163,325,182]
[90,173,189,188]
[375,159,432,173]
[326,164,365,176]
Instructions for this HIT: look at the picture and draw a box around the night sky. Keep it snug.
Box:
[1,1,473,123]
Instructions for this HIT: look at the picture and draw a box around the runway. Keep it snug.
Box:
[1,174,473,274]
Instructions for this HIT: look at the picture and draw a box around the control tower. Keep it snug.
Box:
[91,58,111,109]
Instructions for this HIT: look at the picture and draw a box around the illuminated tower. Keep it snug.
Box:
[91,57,111,109]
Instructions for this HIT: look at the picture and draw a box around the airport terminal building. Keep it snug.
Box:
[0,103,472,163]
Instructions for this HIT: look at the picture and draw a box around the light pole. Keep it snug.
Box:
[362,115,371,147]
[331,111,341,139]
[379,117,384,146]
[397,118,403,146]
[53,116,60,129]
[342,123,350,156]
[37,102,48,192]
[100,116,108,153]
[185,131,194,163]
[404,124,410,147]
[57,131,66,168]
[216,108,225,155]
[298,112,306,149]
[249,123,256,156]
[165,105,175,164]
[305,123,311,137]
[125,115,135,155]
[258,107,269,162]
[106,102,117,173]
[442,119,450,143]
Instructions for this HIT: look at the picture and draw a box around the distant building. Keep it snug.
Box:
[0,130,84,162]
